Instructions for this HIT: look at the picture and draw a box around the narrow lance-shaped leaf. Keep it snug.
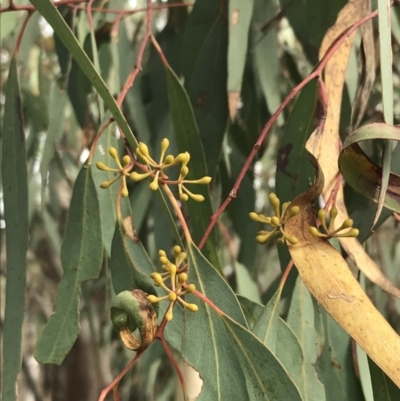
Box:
[315,307,364,401]
[110,208,157,298]
[251,286,307,399]
[1,58,28,401]
[286,278,326,401]
[227,0,254,119]
[374,0,394,227]
[165,65,222,273]
[182,0,228,175]
[35,164,103,364]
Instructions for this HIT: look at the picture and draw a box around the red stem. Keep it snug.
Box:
[0,0,89,13]
[98,351,143,401]
[116,0,153,108]
[13,11,33,58]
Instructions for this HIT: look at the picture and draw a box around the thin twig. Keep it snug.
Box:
[98,351,143,401]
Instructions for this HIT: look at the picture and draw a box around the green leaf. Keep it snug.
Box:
[235,261,261,304]
[165,65,221,273]
[338,123,400,213]
[40,82,68,202]
[221,314,304,400]
[252,0,282,124]
[34,164,103,364]
[1,58,28,401]
[220,147,258,271]
[252,287,282,350]
[315,308,364,401]
[110,208,157,298]
[29,0,137,150]
[237,295,264,330]
[183,0,228,175]
[227,0,254,119]
[375,0,394,226]
[178,243,248,400]
[287,278,326,401]
[369,357,400,401]
[92,120,120,256]
[275,80,317,281]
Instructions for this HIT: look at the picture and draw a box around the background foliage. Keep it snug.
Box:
[1,0,400,400]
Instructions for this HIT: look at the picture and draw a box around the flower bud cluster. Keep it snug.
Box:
[132,139,211,201]
[96,147,132,197]
[147,246,198,321]
[249,193,300,245]
[96,138,211,201]
[309,207,359,239]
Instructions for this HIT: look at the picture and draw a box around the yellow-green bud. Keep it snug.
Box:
[269,192,280,206]
[161,138,169,151]
[180,166,189,177]
[180,193,189,202]
[159,256,169,265]
[96,161,108,171]
[121,187,129,198]
[341,219,353,229]
[348,228,359,237]
[168,292,177,302]
[164,155,174,165]
[147,295,159,303]
[329,206,338,221]
[185,303,199,312]
[151,273,164,286]
[271,216,280,226]
[198,176,212,184]
[179,273,188,283]
[165,308,173,321]
[159,250,166,257]
[138,142,150,157]
[173,245,181,255]
[149,181,159,191]
[109,147,118,158]
[122,155,130,167]
[130,171,150,182]
[290,206,300,217]
[100,180,112,189]
[186,284,196,293]
[285,235,298,245]
[169,264,177,275]
[318,209,326,222]
[256,231,274,244]
[175,152,190,164]
[190,193,205,202]
[309,227,322,237]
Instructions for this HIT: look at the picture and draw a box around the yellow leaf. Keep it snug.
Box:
[284,154,400,387]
